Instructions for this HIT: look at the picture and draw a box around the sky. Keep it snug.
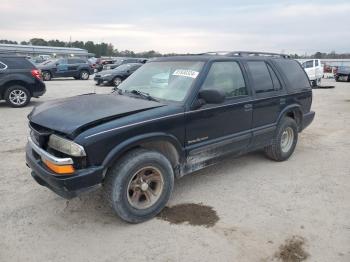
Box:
[1,0,350,54]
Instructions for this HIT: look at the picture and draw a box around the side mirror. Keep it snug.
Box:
[198,89,225,104]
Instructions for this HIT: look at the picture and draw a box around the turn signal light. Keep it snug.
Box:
[43,160,75,174]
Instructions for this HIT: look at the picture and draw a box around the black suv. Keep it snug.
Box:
[26,51,315,223]
[38,58,94,81]
[94,63,143,86]
[0,55,46,107]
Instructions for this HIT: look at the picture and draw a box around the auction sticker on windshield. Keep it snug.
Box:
[172,69,199,79]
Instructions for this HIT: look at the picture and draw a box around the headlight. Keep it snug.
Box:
[102,74,112,77]
[48,134,86,157]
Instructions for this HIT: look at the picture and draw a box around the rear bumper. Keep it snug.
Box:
[26,139,104,199]
[302,111,315,130]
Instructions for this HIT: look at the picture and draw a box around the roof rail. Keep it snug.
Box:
[228,51,290,58]
[199,51,290,59]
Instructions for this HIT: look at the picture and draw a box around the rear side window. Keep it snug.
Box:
[0,57,34,69]
[247,61,275,93]
[315,60,319,66]
[275,59,311,91]
[267,64,282,90]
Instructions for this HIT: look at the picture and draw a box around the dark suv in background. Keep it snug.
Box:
[38,58,94,81]
[26,51,314,223]
[0,55,46,107]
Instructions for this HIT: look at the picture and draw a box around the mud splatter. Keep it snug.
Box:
[275,236,309,262]
[157,203,219,227]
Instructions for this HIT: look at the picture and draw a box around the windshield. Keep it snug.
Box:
[118,61,204,102]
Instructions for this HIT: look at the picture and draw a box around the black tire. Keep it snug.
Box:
[113,77,122,86]
[104,148,174,223]
[4,85,31,108]
[42,71,51,81]
[264,117,298,161]
[79,70,90,80]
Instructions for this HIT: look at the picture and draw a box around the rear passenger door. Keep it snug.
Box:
[67,58,82,76]
[185,61,253,167]
[55,58,69,77]
[244,60,286,148]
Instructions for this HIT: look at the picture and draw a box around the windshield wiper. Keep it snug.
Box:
[127,89,159,102]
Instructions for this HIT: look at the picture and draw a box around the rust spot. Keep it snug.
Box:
[157,203,219,227]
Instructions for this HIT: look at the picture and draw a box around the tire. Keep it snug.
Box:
[264,117,298,161]
[42,71,51,81]
[104,148,174,223]
[4,85,31,108]
[79,70,90,80]
[113,77,122,86]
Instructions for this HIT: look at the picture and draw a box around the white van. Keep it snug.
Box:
[301,59,323,86]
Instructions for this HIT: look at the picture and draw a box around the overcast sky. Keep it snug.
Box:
[1,0,349,54]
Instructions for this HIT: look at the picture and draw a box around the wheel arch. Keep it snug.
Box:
[277,104,303,131]
[1,80,31,98]
[102,132,184,175]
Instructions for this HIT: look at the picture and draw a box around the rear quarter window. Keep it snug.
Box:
[0,57,34,69]
[274,59,311,91]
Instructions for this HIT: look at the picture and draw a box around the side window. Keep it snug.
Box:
[315,60,319,66]
[57,59,67,65]
[302,60,314,69]
[202,61,247,98]
[247,61,274,93]
[0,61,7,70]
[68,59,76,64]
[267,64,282,90]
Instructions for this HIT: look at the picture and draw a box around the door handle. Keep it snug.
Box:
[280,98,286,105]
[244,104,253,111]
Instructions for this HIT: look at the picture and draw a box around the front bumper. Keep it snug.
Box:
[26,137,104,199]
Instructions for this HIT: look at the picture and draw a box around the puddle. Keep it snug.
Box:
[157,203,219,227]
[275,236,308,262]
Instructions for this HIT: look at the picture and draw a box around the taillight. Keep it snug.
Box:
[31,69,42,80]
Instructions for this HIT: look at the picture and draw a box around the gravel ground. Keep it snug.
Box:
[0,78,349,262]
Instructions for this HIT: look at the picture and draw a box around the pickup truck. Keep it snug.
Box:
[300,59,323,86]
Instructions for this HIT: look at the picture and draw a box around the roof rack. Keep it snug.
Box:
[199,51,290,59]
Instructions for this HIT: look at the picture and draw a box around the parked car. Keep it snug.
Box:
[38,58,94,81]
[0,55,46,107]
[103,58,147,70]
[26,51,314,223]
[334,66,350,82]
[95,59,115,72]
[94,63,142,86]
[301,59,323,86]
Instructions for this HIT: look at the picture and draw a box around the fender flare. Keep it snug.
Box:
[277,104,303,128]
[102,132,184,169]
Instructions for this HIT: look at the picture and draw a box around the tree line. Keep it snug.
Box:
[0,39,349,59]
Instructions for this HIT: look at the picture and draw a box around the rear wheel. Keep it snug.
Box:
[5,85,31,108]
[264,117,298,161]
[79,70,89,80]
[42,71,51,81]
[104,149,174,223]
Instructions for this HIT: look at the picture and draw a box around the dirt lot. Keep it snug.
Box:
[0,78,349,262]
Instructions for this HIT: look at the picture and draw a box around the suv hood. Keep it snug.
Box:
[28,93,164,137]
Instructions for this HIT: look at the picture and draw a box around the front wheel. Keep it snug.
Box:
[104,149,174,223]
[5,85,31,108]
[113,77,122,86]
[79,70,90,80]
[42,71,51,81]
[264,117,298,161]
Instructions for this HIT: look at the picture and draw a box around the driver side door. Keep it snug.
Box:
[55,58,69,77]
[184,61,253,172]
